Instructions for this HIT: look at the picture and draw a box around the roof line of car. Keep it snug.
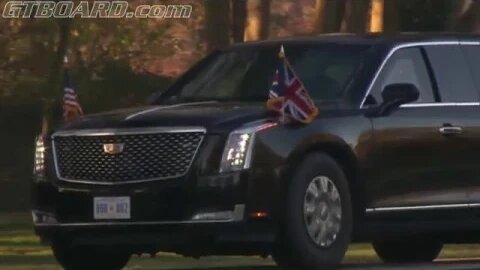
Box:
[231,33,480,47]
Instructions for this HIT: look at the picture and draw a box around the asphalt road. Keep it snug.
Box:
[193,261,480,270]
[122,259,480,270]
[6,257,480,270]
[167,262,480,270]
[341,260,480,270]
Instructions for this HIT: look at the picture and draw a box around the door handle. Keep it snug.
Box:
[439,126,463,136]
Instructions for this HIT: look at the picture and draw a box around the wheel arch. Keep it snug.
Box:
[279,138,366,231]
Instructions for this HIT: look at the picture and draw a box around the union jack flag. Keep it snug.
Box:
[266,46,319,124]
[63,70,83,123]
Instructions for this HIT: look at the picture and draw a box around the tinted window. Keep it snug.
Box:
[370,47,434,104]
[288,46,367,100]
[159,44,369,104]
[425,45,478,102]
[461,45,480,96]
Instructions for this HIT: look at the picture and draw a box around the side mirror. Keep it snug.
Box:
[381,83,420,106]
[366,83,419,117]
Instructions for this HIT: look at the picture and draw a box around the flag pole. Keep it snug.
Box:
[62,55,84,123]
[279,46,287,124]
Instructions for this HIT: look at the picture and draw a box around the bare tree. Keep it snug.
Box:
[450,0,480,33]
[340,0,369,33]
[314,0,328,32]
[449,0,473,30]
[384,0,399,33]
[205,0,230,52]
[314,0,345,33]
[41,18,73,130]
[369,0,384,32]
[232,0,247,42]
[244,0,271,41]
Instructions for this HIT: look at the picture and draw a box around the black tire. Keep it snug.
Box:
[275,153,353,270]
[372,238,443,263]
[52,242,131,270]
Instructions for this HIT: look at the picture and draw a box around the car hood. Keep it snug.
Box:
[59,101,275,134]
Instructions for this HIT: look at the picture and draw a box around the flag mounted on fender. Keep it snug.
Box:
[63,63,83,123]
[266,45,319,124]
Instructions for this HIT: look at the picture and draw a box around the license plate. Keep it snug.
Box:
[94,197,130,220]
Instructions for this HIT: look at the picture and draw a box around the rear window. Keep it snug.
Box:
[425,45,478,102]
[462,45,480,97]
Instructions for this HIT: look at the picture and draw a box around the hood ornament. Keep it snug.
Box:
[103,143,125,155]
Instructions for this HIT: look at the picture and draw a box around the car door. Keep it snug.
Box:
[365,44,480,215]
[460,43,480,213]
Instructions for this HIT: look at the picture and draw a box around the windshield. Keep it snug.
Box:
[157,43,370,104]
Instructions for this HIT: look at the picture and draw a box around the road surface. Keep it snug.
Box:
[121,259,480,270]
[149,261,479,270]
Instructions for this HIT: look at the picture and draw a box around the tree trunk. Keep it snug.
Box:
[244,0,270,41]
[333,0,346,32]
[232,0,247,42]
[205,0,230,52]
[383,0,399,33]
[450,0,480,33]
[313,0,328,33]
[42,18,72,130]
[314,0,344,33]
[45,19,72,97]
[449,0,472,31]
[369,0,384,32]
[472,1,480,32]
[340,0,369,33]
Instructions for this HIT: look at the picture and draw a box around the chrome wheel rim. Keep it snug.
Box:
[303,176,342,247]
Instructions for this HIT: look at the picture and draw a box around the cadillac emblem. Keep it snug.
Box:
[103,143,125,155]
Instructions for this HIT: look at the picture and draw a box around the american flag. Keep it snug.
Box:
[266,46,319,124]
[63,70,83,123]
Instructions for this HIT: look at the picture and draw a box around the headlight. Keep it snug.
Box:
[33,135,46,177]
[219,122,277,173]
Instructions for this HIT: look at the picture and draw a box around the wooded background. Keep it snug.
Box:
[1,0,479,211]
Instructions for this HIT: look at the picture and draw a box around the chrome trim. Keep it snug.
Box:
[400,102,480,108]
[439,126,463,135]
[460,41,480,45]
[52,127,206,137]
[32,210,57,224]
[34,204,245,227]
[366,203,471,213]
[360,41,460,108]
[51,127,206,185]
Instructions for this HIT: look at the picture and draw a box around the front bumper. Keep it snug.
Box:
[32,170,278,254]
[32,205,275,256]
[35,223,274,256]
[32,204,245,227]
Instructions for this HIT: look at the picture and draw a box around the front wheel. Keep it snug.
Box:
[372,238,443,263]
[52,242,131,270]
[275,153,353,270]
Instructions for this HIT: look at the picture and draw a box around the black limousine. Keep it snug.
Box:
[33,33,480,270]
